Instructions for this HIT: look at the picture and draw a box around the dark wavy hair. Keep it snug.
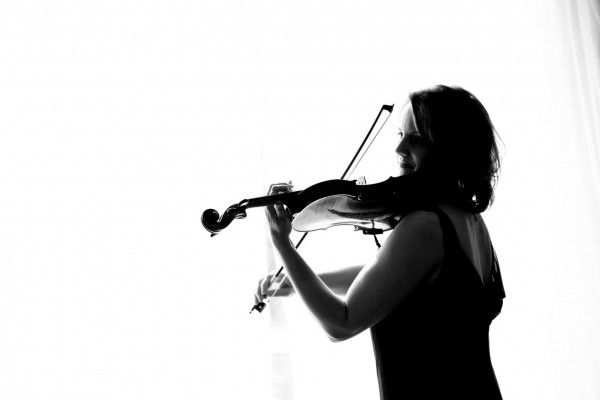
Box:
[409,85,500,213]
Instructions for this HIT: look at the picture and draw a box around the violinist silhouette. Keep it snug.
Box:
[256,85,506,400]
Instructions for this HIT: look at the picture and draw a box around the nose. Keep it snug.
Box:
[395,136,410,157]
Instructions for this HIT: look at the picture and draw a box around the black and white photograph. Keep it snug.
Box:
[1,1,599,399]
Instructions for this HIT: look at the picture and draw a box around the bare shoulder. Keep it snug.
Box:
[397,209,443,229]
[382,209,444,265]
[392,210,443,245]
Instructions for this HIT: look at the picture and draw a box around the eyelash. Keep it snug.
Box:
[398,132,425,144]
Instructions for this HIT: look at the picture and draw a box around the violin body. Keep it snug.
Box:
[291,194,400,233]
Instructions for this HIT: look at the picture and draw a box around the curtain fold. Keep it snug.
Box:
[561,0,600,201]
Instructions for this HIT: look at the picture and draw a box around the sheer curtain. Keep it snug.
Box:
[560,0,600,200]
[533,1,600,398]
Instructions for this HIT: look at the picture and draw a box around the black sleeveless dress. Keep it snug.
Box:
[370,207,505,400]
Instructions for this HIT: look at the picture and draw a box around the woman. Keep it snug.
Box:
[257,85,505,399]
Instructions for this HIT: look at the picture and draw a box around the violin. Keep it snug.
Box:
[201,172,438,236]
[201,104,444,313]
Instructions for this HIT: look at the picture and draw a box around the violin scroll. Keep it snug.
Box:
[202,203,248,236]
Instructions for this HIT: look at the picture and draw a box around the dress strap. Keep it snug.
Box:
[490,245,506,300]
[419,206,506,319]
[422,206,464,262]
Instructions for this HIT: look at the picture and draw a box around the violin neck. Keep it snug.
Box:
[241,191,299,209]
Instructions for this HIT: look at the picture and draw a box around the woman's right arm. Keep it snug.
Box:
[257,265,364,299]
[319,265,364,295]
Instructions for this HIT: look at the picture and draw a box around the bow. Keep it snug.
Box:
[250,104,395,313]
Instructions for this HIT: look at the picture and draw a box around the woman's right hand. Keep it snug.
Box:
[255,273,294,304]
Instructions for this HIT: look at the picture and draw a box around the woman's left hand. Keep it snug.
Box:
[265,182,294,247]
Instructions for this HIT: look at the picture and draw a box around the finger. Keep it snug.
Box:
[274,203,292,221]
[268,183,284,195]
[256,279,263,299]
[268,182,293,195]
[257,278,268,299]
[273,185,292,194]
[265,203,277,221]
[268,202,280,220]
[261,276,272,297]
[268,183,288,195]
[283,205,292,220]
[266,208,284,229]
[274,203,284,219]
[272,182,292,190]
[269,275,286,296]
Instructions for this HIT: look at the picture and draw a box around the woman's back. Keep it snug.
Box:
[370,206,504,400]
[438,203,495,285]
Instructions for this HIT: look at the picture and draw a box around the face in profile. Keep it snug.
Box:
[395,102,430,176]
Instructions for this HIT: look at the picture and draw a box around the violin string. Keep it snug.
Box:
[346,110,394,179]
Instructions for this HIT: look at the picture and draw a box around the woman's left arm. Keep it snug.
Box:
[268,202,443,342]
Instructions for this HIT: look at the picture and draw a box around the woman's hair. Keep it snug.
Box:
[409,85,501,213]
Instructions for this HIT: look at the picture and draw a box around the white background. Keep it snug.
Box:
[1,0,599,399]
